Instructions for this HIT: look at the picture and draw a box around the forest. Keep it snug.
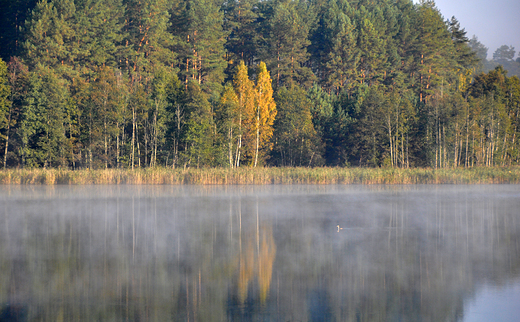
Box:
[0,0,519,169]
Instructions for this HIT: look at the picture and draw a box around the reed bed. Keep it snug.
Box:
[0,166,519,185]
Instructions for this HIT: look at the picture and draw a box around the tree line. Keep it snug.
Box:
[0,0,519,169]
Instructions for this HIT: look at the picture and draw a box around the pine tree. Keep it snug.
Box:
[124,0,175,76]
[2,58,31,168]
[74,0,125,70]
[223,0,260,66]
[324,10,359,92]
[356,6,387,86]
[260,0,315,88]
[172,0,227,92]
[413,0,454,102]
[183,81,215,167]
[468,36,488,73]
[493,45,516,62]
[23,0,77,74]
[271,85,322,166]
[448,17,478,92]
[21,65,70,167]
[348,85,386,166]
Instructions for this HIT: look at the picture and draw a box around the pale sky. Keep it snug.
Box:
[413,0,520,59]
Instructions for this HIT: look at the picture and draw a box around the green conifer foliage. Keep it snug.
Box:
[0,59,12,163]
[23,0,77,73]
[325,11,359,92]
[74,0,125,70]
[2,58,31,168]
[183,81,216,167]
[413,1,454,103]
[0,0,518,169]
[223,0,260,67]
[0,59,11,132]
[172,0,227,92]
[124,0,175,77]
[356,7,387,85]
[21,65,70,167]
[271,85,322,166]
[260,0,315,88]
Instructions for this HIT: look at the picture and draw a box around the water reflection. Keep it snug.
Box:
[0,185,519,321]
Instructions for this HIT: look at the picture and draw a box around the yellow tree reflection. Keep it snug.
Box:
[258,225,276,303]
[237,222,277,304]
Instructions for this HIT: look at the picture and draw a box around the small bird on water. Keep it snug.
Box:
[337,225,343,232]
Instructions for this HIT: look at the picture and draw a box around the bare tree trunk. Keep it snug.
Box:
[229,127,233,168]
[401,132,408,168]
[70,122,75,169]
[173,103,183,169]
[3,107,12,169]
[443,126,446,168]
[144,124,148,167]
[465,111,469,167]
[406,133,410,168]
[104,105,108,169]
[254,104,260,167]
[137,127,141,168]
[471,129,475,167]
[387,115,393,167]
[435,117,439,169]
[512,124,517,165]
[235,112,242,168]
[131,105,136,170]
[454,123,458,167]
[172,140,178,169]
[89,107,93,169]
[395,106,400,167]
[277,48,280,87]
[501,132,508,165]
[116,122,120,168]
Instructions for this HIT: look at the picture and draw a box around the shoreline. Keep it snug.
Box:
[0,167,519,185]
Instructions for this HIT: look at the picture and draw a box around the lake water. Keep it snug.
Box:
[1,185,519,321]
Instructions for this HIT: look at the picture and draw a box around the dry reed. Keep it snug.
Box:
[0,167,519,185]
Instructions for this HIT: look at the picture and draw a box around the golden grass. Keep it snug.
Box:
[0,166,519,185]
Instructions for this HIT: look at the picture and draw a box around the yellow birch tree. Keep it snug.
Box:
[233,61,255,167]
[253,62,277,167]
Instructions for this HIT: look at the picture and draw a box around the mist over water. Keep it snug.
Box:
[1,185,519,321]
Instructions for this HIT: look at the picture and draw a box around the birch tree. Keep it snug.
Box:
[252,62,276,167]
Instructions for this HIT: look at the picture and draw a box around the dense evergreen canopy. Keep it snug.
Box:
[1,0,519,168]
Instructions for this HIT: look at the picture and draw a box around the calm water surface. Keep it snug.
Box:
[1,185,519,321]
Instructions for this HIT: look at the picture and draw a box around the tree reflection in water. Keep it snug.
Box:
[0,185,519,321]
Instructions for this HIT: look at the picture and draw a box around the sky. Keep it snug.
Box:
[412,0,520,59]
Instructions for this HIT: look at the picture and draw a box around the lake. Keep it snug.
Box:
[1,185,519,321]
